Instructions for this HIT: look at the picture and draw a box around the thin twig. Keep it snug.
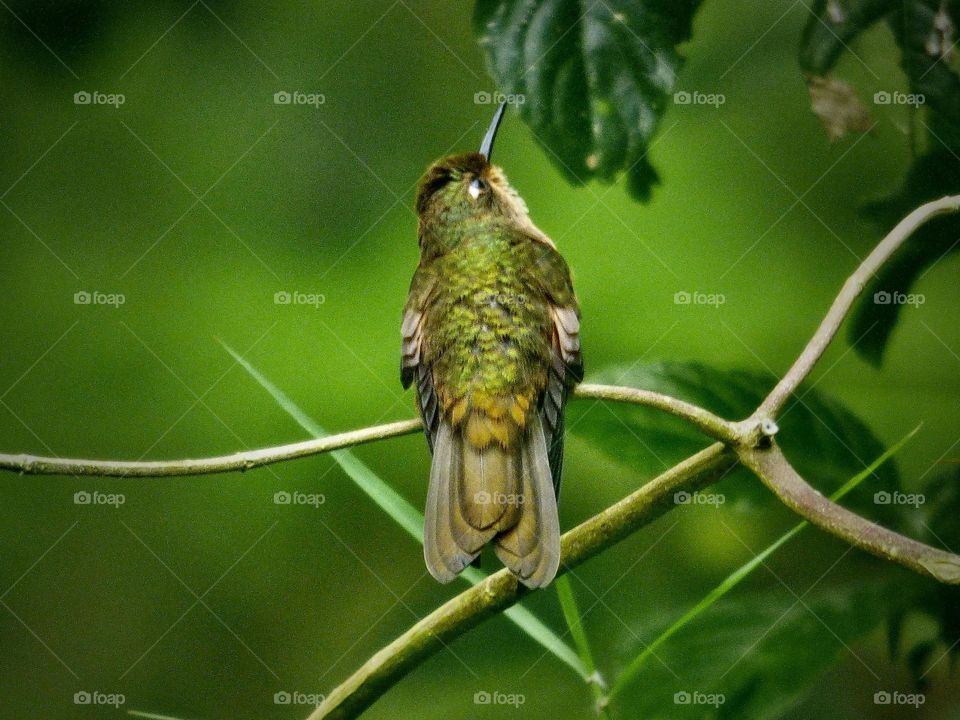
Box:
[0,419,422,477]
[759,194,960,417]
[0,386,736,477]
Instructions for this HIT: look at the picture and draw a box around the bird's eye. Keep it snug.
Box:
[468,177,487,200]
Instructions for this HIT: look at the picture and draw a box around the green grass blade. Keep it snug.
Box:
[556,575,596,675]
[464,567,588,678]
[555,574,610,714]
[604,423,922,704]
[220,341,588,679]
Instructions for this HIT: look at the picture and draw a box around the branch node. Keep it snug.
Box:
[759,418,779,437]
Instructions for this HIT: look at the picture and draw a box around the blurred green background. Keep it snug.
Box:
[1,1,959,718]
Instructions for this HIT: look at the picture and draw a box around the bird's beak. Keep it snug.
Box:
[478,101,507,162]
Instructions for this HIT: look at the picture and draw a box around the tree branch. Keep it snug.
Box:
[0,386,732,477]
[738,443,960,583]
[758,194,960,417]
[307,443,737,720]
[306,194,960,718]
[0,193,957,718]
[0,419,422,477]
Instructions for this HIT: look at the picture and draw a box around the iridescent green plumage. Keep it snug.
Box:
[402,118,582,588]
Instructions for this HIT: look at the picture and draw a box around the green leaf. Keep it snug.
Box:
[574,362,902,520]
[473,0,703,200]
[608,580,891,719]
[555,575,609,713]
[846,0,960,364]
[603,425,920,708]
[889,0,960,127]
[885,465,960,685]
[556,575,598,674]
[797,0,960,363]
[798,0,893,75]
[850,148,960,365]
[218,341,589,680]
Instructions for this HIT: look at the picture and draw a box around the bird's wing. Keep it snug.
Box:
[401,264,440,450]
[526,239,583,498]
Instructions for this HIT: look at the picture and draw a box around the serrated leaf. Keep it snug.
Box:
[473,0,702,200]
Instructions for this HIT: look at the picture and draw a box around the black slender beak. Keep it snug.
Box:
[478,101,508,162]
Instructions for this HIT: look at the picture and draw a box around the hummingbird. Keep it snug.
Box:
[401,103,583,588]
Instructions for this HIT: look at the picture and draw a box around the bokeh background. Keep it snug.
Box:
[1,1,958,718]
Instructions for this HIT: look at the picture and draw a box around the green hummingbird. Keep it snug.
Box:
[401,103,583,588]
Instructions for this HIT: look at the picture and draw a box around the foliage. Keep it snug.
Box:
[473,0,702,199]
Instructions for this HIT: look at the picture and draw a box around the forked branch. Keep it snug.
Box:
[1,197,958,720]
[299,195,960,718]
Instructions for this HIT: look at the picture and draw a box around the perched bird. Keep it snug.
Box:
[401,103,583,588]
